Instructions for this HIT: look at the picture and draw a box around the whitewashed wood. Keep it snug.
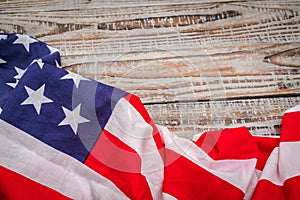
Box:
[1,0,299,138]
[145,96,300,139]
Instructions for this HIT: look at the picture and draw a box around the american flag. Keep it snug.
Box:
[0,33,299,199]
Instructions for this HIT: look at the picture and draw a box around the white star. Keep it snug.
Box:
[14,66,27,79]
[6,66,27,88]
[0,107,2,114]
[58,104,89,135]
[21,84,53,115]
[55,59,61,68]
[60,71,89,88]
[6,80,19,88]
[30,59,44,69]
[0,58,6,64]
[13,34,38,52]
[47,45,58,54]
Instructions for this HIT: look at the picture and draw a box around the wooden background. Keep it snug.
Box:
[1,0,299,139]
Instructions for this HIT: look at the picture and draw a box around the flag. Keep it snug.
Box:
[0,33,299,200]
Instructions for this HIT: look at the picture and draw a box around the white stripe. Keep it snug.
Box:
[284,104,300,114]
[191,131,205,142]
[279,142,300,180]
[0,119,128,200]
[259,141,300,185]
[159,126,257,193]
[105,98,164,199]
[244,169,262,200]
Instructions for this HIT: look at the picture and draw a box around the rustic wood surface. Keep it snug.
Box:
[1,0,299,138]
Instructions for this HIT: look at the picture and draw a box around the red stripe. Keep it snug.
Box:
[124,94,152,124]
[282,175,300,199]
[194,127,258,160]
[89,129,141,173]
[124,94,164,158]
[85,130,153,200]
[0,166,71,200]
[280,111,300,142]
[163,149,244,199]
[252,176,300,199]
[254,136,279,171]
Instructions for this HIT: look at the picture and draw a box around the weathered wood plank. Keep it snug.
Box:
[264,47,300,67]
[59,42,300,104]
[145,96,300,139]
[1,0,299,138]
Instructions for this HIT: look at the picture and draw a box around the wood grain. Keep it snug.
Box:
[1,0,299,138]
[145,96,300,138]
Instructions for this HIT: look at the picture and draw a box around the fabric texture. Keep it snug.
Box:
[0,33,299,200]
